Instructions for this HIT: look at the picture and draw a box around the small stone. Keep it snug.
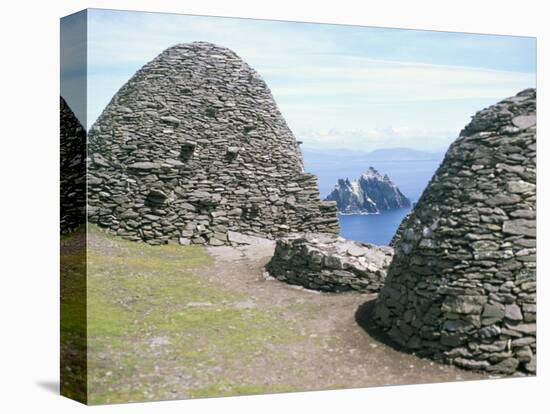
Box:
[485,194,522,207]
[524,355,537,373]
[486,358,519,374]
[160,115,181,124]
[504,304,523,321]
[502,219,536,237]
[180,140,196,149]
[442,295,487,315]
[324,255,344,270]
[419,238,435,249]
[128,161,160,170]
[92,154,110,168]
[346,244,368,257]
[506,181,535,194]
[454,358,490,370]
[515,346,533,363]
[208,238,225,246]
[403,228,415,241]
[163,159,185,167]
[506,323,536,335]
[512,115,536,129]
[482,303,505,322]
[118,106,133,113]
[88,176,102,185]
[178,237,190,246]
[147,189,168,202]
[479,325,501,339]
[120,210,139,219]
[441,332,466,346]
[511,337,535,348]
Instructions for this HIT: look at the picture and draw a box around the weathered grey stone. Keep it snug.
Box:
[120,210,139,219]
[502,219,536,237]
[507,323,536,335]
[481,303,505,324]
[87,176,102,185]
[160,115,181,124]
[485,194,522,207]
[60,97,86,234]
[454,358,490,370]
[147,189,168,202]
[524,355,537,373]
[372,89,536,375]
[87,42,339,245]
[506,181,536,194]
[92,153,110,168]
[442,295,487,315]
[479,325,501,339]
[128,162,160,170]
[511,337,535,348]
[486,358,520,374]
[512,115,536,129]
[266,233,393,293]
[347,244,369,257]
[515,346,533,363]
[178,237,191,246]
[504,304,523,321]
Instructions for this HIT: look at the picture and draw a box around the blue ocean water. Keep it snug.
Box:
[338,209,411,246]
[302,151,443,246]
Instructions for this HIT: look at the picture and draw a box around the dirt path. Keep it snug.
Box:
[202,242,490,389]
[79,227,490,404]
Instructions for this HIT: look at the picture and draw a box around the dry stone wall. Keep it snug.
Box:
[373,89,536,375]
[87,42,338,245]
[60,97,86,234]
[266,233,393,292]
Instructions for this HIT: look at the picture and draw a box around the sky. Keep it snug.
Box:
[61,8,536,152]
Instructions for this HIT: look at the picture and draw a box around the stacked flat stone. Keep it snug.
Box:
[266,233,393,292]
[373,89,536,375]
[60,97,86,234]
[87,42,339,245]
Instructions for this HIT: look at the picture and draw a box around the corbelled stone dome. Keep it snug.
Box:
[60,97,86,234]
[87,42,338,245]
[373,89,536,375]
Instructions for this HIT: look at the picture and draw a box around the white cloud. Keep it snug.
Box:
[266,58,534,101]
[296,126,458,152]
[84,9,536,152]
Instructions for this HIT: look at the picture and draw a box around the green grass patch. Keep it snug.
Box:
[60,229,87,402]
[81,225,307,404]
[187,382,303,399]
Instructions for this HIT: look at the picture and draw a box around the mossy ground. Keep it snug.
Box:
[61,224,487,405]
[60,225,87,403]
[79,225,308,404]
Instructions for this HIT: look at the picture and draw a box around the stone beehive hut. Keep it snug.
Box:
[373,89,536,375]
[87,42,339,245]
[60,97,86,234]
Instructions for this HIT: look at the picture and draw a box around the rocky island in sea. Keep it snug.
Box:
[324,167,411,214]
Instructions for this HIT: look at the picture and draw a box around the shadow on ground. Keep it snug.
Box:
[36,380,59,394]
[354,298,415,355]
